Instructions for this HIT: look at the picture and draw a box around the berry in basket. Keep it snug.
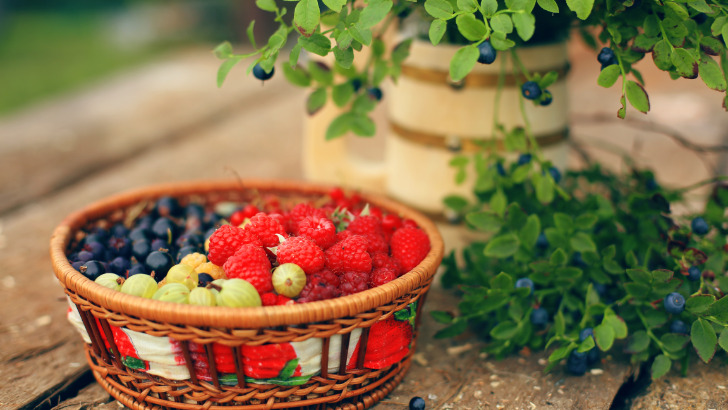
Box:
[68,188,431,307]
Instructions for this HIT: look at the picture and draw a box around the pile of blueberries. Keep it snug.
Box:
[67,197,223,282]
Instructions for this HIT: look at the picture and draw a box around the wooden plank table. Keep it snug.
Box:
[1,42,726,409]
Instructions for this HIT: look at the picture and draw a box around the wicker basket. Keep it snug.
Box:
[50,179,444,409]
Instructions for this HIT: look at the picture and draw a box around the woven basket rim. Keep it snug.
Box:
[50,178,444,328]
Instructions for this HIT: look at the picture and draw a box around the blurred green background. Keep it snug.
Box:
[0,0,268,117]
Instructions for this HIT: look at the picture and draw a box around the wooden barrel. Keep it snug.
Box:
[384,39,570,213]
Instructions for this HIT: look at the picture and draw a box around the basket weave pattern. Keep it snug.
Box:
[51,180,444,409]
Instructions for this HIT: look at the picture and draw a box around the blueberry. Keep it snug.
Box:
[88,227,110,243]
[536,233,549,249]
[579,327,594,342]
[548,166,561,183]
[691,217,709,235]
[530,307,549,327]
[82,241,107,260]
[367,87,383,101]
[151,238,169,252]
[132,239,153,262]
[351,78,363,92]
[521,81,542,100]
[597,47,617,67]
[110,223,130,238]
[496,163,506,176]
[477,40,497,64]
[127,263,147,277]
[80,260,106,281]
[687,266,701,281]
[108,256,131,275]
[693,13,707,24]
[587,347,600,365]
[136,215,155,230]
[71,260,86,271]
[592,282,607,297]
[566,350,588,375]
[185,203,205,220]
[129,227,151,242]
[669,319,689,334]
[539,90,553,106]
[409,396,426,410]
[152,217,178,241]
[204,227,217,241]
[156,196,182,218]
[145,250,174,280]
[177,245,198,263]
[76,250,95,262]
[107,236,131,258]
[176,232,203,249]
[664,292,685,314]
[646,178,659,191]
[198,273,214,287]
[252,63,274,81]
[517,153,532,165]
[515,277,534,295]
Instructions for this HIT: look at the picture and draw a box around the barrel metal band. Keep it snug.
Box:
[400,63,570,89]
[389,121,569,153]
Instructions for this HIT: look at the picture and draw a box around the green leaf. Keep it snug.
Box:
[651,355,671,379]
[490,189,507,216]
[349,24,373,46]
[671,48,699,79]
[333,46,354,69]
[490,272,514,290]
[326,112,354,140]
[256,0,278,12]
[719,328,728,353]
[490,14,513,34]
[429,19,448,46]
[574,214,598,230]
[456,14,487,41]
[553,213,572,234]
[519,214,541,249]
[444,195,469,212]
[550,248,568,266]
[294,0,320,37]
[686,295,716,314]
[626,330,650,353]
[625,80,650,113]
[430,310,454,324]
[570,232,596,253]
[289,44,302,66]
[597,64,621,88]
[539,71,559,88]
[246,21,257,50]
[534,172,555,204]
[489,31,516,50]
[450,45,479,82]
[490,321,520,340]
[577,336,596,353]
[213,41,234,60]
[309,61,334,85]
[665,2,689,21]
[626,268,651,284]
[566,0,595,19]
[661,333,690,352]
[548,344,572,362]
[537,0,559,13]
[688,0,713,14]
[457,0,479,12]
[604,311,628,339]
[466,211,504,232]
[282,63,311,87]
[481,0,498,16]
[704,294,728,321]
[554,310,566,335]
[279,358,300,379]
[505,0,529,11]
[652,40,673,71]
[359,0,393,29]
[217,58,239,87]
[624,282,650,298]
[512,12,535,41]
[350,114,376,137]
[594,323,615,351]
[434,320,467,338]
[699,54,727,91]
[306,88,328,115]
[691,318,718,363]
[322,0,347,12]
[299,33,332,56]
[331,82,354,107]
[424,0,455,19]
[484,233,520,258]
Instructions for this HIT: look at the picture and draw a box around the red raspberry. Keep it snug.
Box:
[276,236,325,275]
[369,267,397,288]
[371,252,403,276]
[381,214,402,238]
[222,244,272,293]
[276,294,293,305]
[311,268,340,288]
[390,227,430,273]
[325,235,372,274]
[348,214,384,237]
[402,219,419,229]
[297,274,340,303]
[261,292,278,306]
[288,203,327,234]
[339,271,369,296]
[329,187,346,202]
[335,229,354,243]
[207,224,261,266]
[245,212,286,247]
[297,216,337,249]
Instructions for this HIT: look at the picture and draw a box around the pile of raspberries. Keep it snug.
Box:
[207,189,431,305]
